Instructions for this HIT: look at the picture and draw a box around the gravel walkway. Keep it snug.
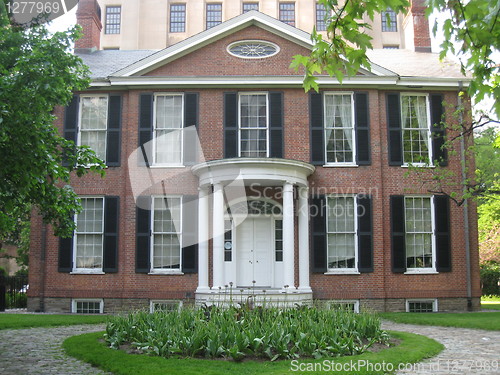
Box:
[0,321,498,374]
[0,324,111,375]
[382,321,500,375]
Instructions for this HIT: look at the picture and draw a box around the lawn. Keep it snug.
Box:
[481,295,500,310]
[63,330,443,375]
[380,311,500,331]
[0,313,108,330]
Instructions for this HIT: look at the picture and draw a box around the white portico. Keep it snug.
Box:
[192,158,315,306]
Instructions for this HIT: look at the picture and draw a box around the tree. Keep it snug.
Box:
[291,0,500,203]
[0,3,105,249]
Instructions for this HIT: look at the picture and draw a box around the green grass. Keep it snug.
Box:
[381,312,500,331]
[63,330,443,375]
[0,314,108,330]
[481,295,500,310]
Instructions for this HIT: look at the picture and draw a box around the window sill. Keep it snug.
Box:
[149,165,186,169]
[404,270,438,275]
[323,163,358,168]
[70,270,105,275]
[324,270,360,275]
[401,163,434,168]
[148,271,184,276]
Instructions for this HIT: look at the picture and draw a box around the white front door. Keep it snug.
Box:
[236,217,272,287]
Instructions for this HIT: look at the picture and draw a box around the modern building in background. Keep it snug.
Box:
[27,0,480,314]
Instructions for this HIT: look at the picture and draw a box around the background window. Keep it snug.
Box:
[239,93,268,157]
[243,2,259,12]
[79,96,108,161]
[152,197,182,271]
[405,197,433,269]
[105,6,121,34]
[401,94,430,164]
[170,4,186,33]
[316,2,327,31]
[74,197,104,270]
[154,94,183,165]
[382,8,397,32]
[327,196,356,269]
[324,93,355,164]
[279,3,295,26]
[206,3,222,29]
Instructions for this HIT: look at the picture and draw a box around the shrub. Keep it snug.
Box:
[481,262,500,296]
[104,306,388,362]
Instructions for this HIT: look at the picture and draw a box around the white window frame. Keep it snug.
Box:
[72,299,104,314]
[78,94,109,162]
[238,92,270,158]
[328,300,360,313]
[150,300,183,313]
[406,299,438,313]
[404,196,437,274]
[72,196,105,274]
[150,196,183,274]
[152,93,184,167]
[400,93,432,167]
[323,92,356,166]
[325,195,359,274]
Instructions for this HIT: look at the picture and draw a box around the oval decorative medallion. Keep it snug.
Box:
[227,40,280,59]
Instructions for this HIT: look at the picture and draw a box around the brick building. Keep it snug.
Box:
[28,0,481,313]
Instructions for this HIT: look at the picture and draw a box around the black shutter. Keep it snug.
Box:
[182,195,198,273]
[184,92,199,165]
[430,94,447,166]
[269,92,284,158]
[355,93,371,165]
[311,196,327,272]
[64,95,79,143]
[390,195,406,272]
[58,237,74,273]
[136,196,151,273]
[224,92,238,158]
[106,95,122,167]
[357,195,373,272]
[310,92,325,165]
[139,94,154,166]
[434,195,451,272]
[103,196,119,273]
[387,93,403,166]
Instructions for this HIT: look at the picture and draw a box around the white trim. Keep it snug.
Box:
[406,299,438,312]
[325,195,359,273]
[227,40,280,59]
[150,300,183,313]
[77,94,109,163]
[152,93,184,167]
[328,300,360,313]
[71,298,104,314]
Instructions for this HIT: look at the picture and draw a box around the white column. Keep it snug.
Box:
[282,182,295,290]
[196,187,210,292]
[212,183,225,289]
[298,186,312,292]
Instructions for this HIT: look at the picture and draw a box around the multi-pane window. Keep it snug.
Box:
[79,96,108,161]
[316,2,327,31]
[72,299,103,314]
[150,300,182,312]
[243,2,259,12]
[329,300,360,313]
[206,3,222,29]
[275,219,283,262]
[152,197,182,271]
[327,196,357,270]
[74,197,104,271]
[381,8,397,32]
[154,94,183,165]
[105,6,121,34]
[324,93,355,164]
[407,299,437,312]
[170,4,186,33]
[279,3,295,26]
[224,219,232,262]
[239,93,268,157]
[401,94,431,164]
[405,197,434,270]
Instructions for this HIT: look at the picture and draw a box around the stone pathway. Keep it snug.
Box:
[382,321,500,374]
[0,324,111,375]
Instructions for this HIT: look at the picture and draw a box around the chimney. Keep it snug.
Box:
[75,0,102,52]
[410,0,432,52]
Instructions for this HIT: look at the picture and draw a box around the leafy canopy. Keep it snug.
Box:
[0,3,105,240]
